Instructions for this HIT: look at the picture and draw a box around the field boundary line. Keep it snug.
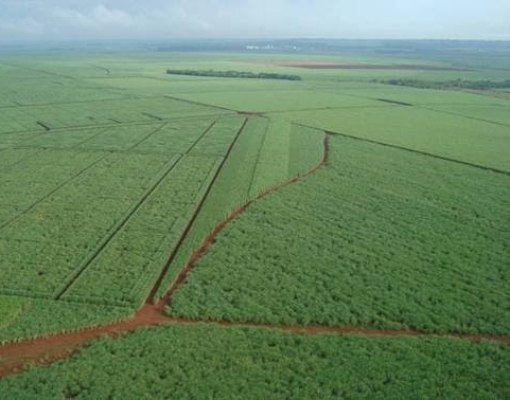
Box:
[54,120,219,301]
[70,127,112,149]
[265,104,394,114]
[245,118,270,198]
[0,95,158,110]
[127,123,168,150]
[420,105,510,128]
[296,123,510,176]
[0,111,231,137]
[148,118,249,302]
[163,94,238,113]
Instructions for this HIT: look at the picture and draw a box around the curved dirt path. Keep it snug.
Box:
[1,133,509,378]
[0,134,330,377]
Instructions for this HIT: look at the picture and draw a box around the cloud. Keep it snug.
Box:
[50,4,135,36]
[1,0,509,40]
[0,16,44,37]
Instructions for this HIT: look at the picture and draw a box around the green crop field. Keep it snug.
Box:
[1,324,509,399]
[0,40,509,398]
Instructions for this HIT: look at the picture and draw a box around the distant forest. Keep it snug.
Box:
[166,69,301,81]
[375,78,510,90]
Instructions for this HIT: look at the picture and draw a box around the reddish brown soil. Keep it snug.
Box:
[250,60,468,71]
[0,300,169,377]
[0,132,508,379]
[165,318,510,345]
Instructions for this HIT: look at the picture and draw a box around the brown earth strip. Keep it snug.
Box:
[166,318,510,345]
[1,132,508,379]
[251,60,469,71]
[0,301,168,377]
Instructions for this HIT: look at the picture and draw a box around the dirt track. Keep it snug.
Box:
[249,60,469,71]
[1,132,508,378]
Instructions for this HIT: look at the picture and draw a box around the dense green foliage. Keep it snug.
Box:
[167,69,301,81]
[377,78,510,90]
[0,296,27,330]
[0,45,509,396]
[170,135,510,334]
[1,324,509,399]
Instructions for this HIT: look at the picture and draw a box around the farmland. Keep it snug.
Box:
[0,40,509,397]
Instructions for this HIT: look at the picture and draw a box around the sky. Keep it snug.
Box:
[1,0,509,41]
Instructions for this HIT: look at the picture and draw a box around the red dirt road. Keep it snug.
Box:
[0,299,170,377]
[1,133,508,379]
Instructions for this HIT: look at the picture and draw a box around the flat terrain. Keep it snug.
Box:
[0,42,509,397]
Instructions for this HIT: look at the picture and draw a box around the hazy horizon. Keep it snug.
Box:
[1,0,510,41]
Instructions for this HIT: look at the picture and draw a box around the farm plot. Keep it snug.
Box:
[0,152,175,297]
[169,134,510,335]
[155,117,325,300]
[278,106,510,172]
[61,117,246,306]
[0,97,228,135]
[0,76,128,106]
[0,116,245,307]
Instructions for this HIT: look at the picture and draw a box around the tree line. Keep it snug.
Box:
[166,69,301,81]
[374,78,510,90]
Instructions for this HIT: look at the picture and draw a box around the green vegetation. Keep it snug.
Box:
[61,117,245,307]
[170,135,510,334]
[278,105,510,172]
[0,297,27,330]
[0,42,509,395]
[1,324,509,399]
[167,69,301,81]
[154,118,324,300]
[0,300,131,344]
[376,78,510,90]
